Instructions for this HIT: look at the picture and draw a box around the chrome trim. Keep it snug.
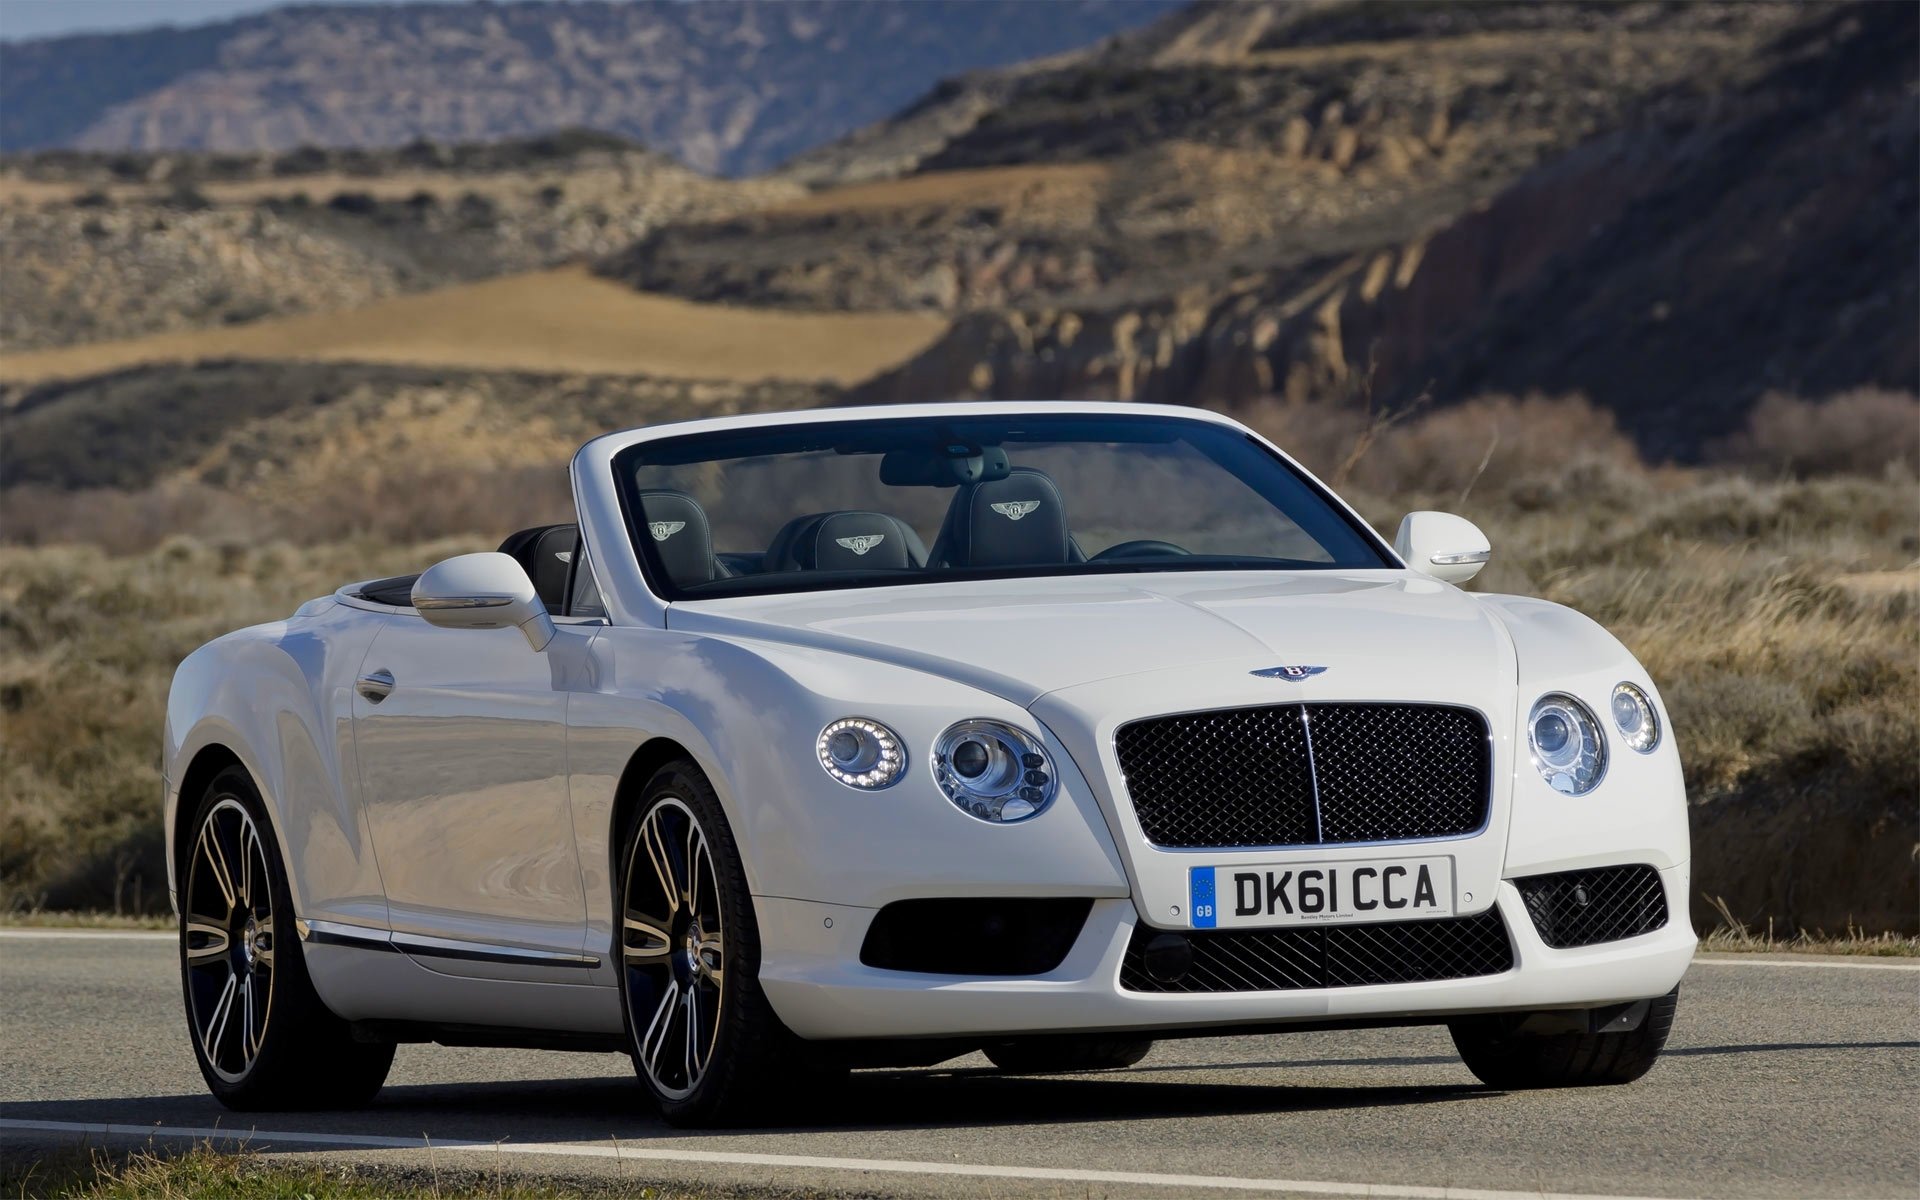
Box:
[413,594,517,611]
[390,931,601,969]
[295,920,599,967]
[1299,706,1325,843]
[298,919,397,953]
[1429,550,1492,566]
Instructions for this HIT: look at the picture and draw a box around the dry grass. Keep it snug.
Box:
[0,1141,779,1199]
[1696,896,1919,957]
[0,266,948,388]
[2,394,1914,934]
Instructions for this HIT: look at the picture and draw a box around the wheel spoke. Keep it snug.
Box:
[685,826,703,915]
[639,983,676,1078]
[622,915,672,962]
[198,824,238,912]
[202,968,238,1066]
[241,970,256,1065]
[696,931,724,985]
[683,985,699,1081]
[253,927,274,971]
[241,821,269,913]
[640,814,679,917]
[185,919,230,965]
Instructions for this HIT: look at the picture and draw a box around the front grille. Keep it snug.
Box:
[1515,864,1668,948]
[1115,703,1490,848]
[1119,909,1514,993]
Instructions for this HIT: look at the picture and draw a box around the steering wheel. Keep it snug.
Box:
[1091,539,1192,561]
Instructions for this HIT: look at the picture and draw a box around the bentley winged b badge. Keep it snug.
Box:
[1251,665,1328,680]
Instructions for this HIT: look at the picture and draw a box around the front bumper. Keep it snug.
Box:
[756,862,1695,1041]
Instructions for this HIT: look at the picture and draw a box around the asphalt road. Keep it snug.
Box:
[1,932,1915,1199]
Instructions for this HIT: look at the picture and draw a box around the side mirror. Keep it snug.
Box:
[411,552,555,651]
[1394,511,1491,584]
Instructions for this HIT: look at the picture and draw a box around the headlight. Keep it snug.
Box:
[932,719,1056,823]
[816,717,905,790]
[1610,682,1661,753]
[1528,693,1606,795]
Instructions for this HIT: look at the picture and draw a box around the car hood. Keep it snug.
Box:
[667,571,1516,708]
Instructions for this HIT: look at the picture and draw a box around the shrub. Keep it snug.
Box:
[1711,389,1920,478]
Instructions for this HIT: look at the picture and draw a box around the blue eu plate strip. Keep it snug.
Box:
[1188,866,1217,929]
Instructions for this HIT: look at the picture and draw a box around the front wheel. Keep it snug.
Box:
[617,760,835,1126]
[180,766,394,1109]
[1448,987,1679,1089]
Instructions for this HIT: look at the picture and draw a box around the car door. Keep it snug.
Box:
[351,611,597,973]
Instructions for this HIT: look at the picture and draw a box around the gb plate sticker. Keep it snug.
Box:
[1189,865,1218,929]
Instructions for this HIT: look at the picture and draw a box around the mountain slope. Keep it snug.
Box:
[0,1,1176,176]
[649,0,1911,458]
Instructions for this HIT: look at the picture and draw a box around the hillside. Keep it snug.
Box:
[606,0,1915,458]
[0,132,801,352]
[0,265,945,390]
[0,0,1176,176]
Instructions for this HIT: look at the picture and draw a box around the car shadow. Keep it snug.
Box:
[0,1064,1488,1145]
[10,1039,1910,1144]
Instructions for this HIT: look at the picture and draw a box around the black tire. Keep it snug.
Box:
[986,1036,1154,1074]
[616,759,837,1126]
[1449,987,1679,1089]
[179,765,394,1110]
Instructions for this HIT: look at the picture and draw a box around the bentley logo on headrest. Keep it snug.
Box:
[835,534,887,555]
[1251,665,1328,680]
[649,521,687,542]
[990,500,1042,521]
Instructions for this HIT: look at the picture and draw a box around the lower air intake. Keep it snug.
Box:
[1119,909,1514,993]
[861,898,1091,976]
[1514,864,1669,948]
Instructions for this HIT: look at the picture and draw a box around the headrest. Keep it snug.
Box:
[808,512,915,571]
[939,467,1072,568]
[636,490,717,587]
[496,523,579,611]
[766,510,926,573]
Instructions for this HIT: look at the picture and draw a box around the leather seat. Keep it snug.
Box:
[929,467,1080,569]
[497,523,579,612]
[764,511,928,573]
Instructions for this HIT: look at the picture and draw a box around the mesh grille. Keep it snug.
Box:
[1120,909,1514,993]
[1115,703,1490,848]
[1515,864,1669,948]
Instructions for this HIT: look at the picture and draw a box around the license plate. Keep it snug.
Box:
[1189,857,1454,929]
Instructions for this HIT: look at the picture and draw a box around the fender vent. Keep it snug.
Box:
[1514,864,1668,948]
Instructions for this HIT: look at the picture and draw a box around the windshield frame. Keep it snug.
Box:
[607,409,1398,604]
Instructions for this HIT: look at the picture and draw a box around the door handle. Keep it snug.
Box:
[356,669,395,703]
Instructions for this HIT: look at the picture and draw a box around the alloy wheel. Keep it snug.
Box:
[183,797,275,1083]
[621,796,726,1100]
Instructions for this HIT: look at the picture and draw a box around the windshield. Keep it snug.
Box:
[612,413,1392,599]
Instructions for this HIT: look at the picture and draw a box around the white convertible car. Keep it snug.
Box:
[164,402,1693,1125]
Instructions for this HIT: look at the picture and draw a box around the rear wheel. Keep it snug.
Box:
[986,1036,1154,1074]
[617,760,836,1126]
[180,766,393,1109]
[1449,988,1679,1089]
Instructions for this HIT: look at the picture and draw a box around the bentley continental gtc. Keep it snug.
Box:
[164,402,1692,1124]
